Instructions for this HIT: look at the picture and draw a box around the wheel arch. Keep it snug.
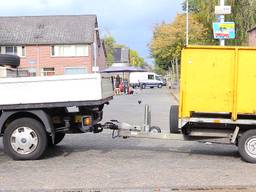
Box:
[0,110,54,136]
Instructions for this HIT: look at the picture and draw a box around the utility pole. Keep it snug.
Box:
[186,0,189,46]
[220,0,225,46]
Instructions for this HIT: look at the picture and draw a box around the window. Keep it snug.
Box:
[5,46,17,55]
[41,68,55,76]
[51,45,89,57]
[148,74,154,80]
[0,46,26,57]
[27,68,36,77]
[51,46,55,56]
[156,76,161,81]
[16,68,36,77]
[75,45,88,56]
[21,46,26,57]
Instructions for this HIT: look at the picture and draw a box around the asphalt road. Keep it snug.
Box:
[1,88,256,192]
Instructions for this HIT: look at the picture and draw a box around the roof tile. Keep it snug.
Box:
[0,15,97,45]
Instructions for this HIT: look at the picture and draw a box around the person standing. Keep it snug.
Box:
[123,79,129,95]
[115,74,121,95]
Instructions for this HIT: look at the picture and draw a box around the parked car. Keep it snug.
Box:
[129,72,163,89]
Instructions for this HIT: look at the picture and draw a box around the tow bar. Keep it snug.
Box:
[101,104,185,141]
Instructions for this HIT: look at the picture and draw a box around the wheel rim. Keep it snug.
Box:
[10,127,38,155]
[150,129,159,133]
[245,136,256,158]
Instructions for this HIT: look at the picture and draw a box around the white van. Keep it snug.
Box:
[129,72,163,89]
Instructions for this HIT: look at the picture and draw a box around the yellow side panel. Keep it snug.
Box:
[180,48,234,117]
[237,50,256,114]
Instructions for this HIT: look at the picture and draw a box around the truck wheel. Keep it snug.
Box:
[238,129,256,163]
[3,118,47,160]
[0,54,20,67]
[149,126,161,133]
[48,132,66,146]
[170,105,179,133]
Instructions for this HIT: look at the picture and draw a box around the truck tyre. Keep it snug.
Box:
[149,126,161,133]
[170,105,179,133]
[3,118,47,160]
[0,54,20,67]
[48,132,66,146]
[238,129,256,163]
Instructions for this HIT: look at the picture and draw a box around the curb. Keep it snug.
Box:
[169,89,179,102]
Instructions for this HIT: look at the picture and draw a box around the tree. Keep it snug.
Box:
[103,35,116,66]
[183,0,219,44]
[129,49,145,67]
[114,44,126,48]
[150,13,207,70]
[183,0,256,45]
[227,0,256,45]
[153,65,166,76]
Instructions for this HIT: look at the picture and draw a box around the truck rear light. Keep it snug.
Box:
[82,116,92,127]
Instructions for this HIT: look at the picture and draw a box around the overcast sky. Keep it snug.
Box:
[0,0,184,64]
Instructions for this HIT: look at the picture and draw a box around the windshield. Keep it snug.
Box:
[156,76,161,81]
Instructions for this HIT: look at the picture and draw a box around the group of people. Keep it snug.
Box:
[113,74,134,95]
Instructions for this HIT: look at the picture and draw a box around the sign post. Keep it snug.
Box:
[186,0,189,46]
[220,0,225,46]
[214,1,234,45]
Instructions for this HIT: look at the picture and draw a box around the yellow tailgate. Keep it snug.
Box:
[237,49,256,114]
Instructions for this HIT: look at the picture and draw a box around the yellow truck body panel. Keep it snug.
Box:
[180,46,256,120]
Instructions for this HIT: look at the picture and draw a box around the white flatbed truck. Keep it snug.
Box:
[0,73,113,160]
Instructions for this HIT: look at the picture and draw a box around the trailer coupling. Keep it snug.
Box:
[100,120,185,140]
[100,104,185,141]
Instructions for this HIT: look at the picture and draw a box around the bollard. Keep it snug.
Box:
[143,104,151,132]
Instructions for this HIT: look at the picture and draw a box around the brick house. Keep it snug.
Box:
[0,15,107,76]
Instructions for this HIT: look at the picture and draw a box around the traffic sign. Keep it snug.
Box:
[215,6,231,15]
[213,22,235,39]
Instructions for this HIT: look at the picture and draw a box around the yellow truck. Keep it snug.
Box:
[169,45,256,163]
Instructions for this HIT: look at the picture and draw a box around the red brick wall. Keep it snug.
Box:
[20,45,94,75]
